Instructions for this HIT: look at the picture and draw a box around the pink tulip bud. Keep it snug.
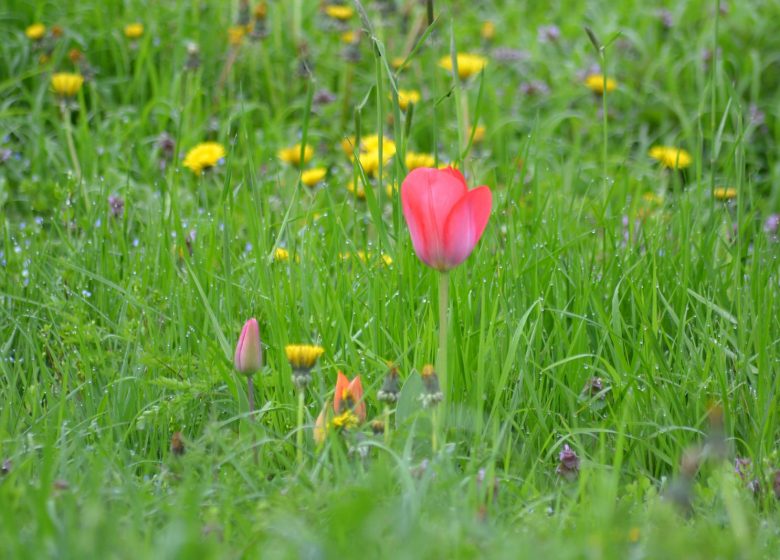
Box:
[401,167,492,271]
[234,318,262,375]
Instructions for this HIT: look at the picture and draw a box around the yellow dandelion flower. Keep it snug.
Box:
[380,254,393,266]
[278,143,314,166]
[642,192,664,205]
[346,179,366,200]
[331,410,359,430]
[360,135,396,156]
[26,23,46,41]
[584,74,617,94]
[471,125,486,143]
[405,152,435,170]
[386,182,398,197]
[341,30,356,44]
[438,53,488,80]
[51,73,84,97]
[274,247,290,262]
[301,167,327,187]
[357,151,386,177]
[437,161,458,170]
[391,56,406,69]
[481,21,496,41]
[124,23,144,39]
[182,142,226,174]
[649,146,692,170]
[713,187,737,201]
[395,89,420,111]
[285,344,325,370]
[228,25,245,46]
[324,5,354,21]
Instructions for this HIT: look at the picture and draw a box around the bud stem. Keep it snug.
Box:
[247,375,258,465]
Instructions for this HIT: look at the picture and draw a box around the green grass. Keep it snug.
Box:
[2,0,780,557]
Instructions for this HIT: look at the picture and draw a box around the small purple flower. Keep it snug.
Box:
[157,132,176,170]
[520,80,550,97]
[108,194,125,219]
[313,89,337,105]
[491,47,530,63]
[734,457,752,480]
[763,214,780,243]
[658,9,673,29]
[749,103,766,128]
[556,444,580,481]
[185,229,196,256]
[538,25,561,44]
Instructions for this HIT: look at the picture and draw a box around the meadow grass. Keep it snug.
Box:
[2,0,780,558]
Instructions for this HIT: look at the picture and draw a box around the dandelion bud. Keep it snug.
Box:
[314,404,328,445]
[680,447,701,478]
[185,41,201,71]
[377,365,400,404]
[420,365,443,408]
[555,444,580,481]
[370,419,385,436]
[234,318,262,375]
[170,431,185,456]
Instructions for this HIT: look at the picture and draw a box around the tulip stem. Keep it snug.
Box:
[296,389,305,466]
[436,270,449,450]
[247,375,258,465]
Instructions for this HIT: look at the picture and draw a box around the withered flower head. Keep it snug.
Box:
[377,364,400,403]
[420,364,443,408]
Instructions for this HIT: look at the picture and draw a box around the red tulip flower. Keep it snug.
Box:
[234,318,263,424]
[234,318,263,375]
[401,167,492,271]
[334,371,366,423]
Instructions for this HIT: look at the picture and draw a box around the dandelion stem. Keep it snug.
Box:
[61,104,84,198]
[436,270,449,450]
[292,0,302,47]
[296,389,305,466]
[215,46,240,104]
[600,50,609,204]
[383,404,392,444]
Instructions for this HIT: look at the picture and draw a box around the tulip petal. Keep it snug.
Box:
[442,186,492,268]
[348,376,366,422]
[401,167,468,269]
[333,371,349,414]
